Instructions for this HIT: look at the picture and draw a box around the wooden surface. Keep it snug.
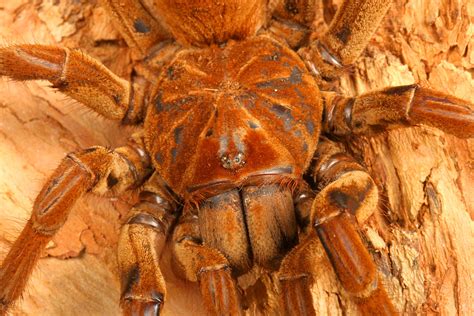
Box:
[0,0,472,315]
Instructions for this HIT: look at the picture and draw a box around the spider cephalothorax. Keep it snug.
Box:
[146,36,322,199]
[0,1,473,315]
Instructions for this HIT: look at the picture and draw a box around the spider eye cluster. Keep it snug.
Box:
[220,152,246,170]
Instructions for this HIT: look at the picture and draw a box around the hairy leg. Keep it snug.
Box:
[269,0,317,48]
[172,209,243,316]
[99,0,170,60]
[278,232,321,316]
[0,136,150,314]
[118,174,177,316]
[299,0,392,79]
[322,84,474,139]
[307,138,396,315]
[0,45,147,123]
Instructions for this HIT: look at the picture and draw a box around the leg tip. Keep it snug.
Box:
[121,299,163,316]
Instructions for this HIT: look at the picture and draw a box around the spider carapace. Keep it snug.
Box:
[149,37,321,195]
[1,1,473,315]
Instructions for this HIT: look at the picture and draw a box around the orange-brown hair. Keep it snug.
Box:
[153,0,268,46]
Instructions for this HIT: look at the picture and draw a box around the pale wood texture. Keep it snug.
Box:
[0,0,472,315]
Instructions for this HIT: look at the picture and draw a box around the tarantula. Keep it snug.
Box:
[0,0,473,315]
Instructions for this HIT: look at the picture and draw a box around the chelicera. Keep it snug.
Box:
[1,1,473,315]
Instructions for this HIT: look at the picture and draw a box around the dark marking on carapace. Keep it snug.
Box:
[335,25,351,44]
[289,66,303,84]
[205,128,213,137]
[383,84,416,96]
[271,104,294,131]
[133,19,150,33]
[154,93,165,112]
[174,126,184,145]
[305,120,315,134]
[255,79,280,89]
[155,152,163,164]
[256,78,288,90]
[154,92,194,113]
[294,87,305,100]
[171,148,178,162]
[256,67,303,89]
[107,174,119,188]
[235,92,256,109]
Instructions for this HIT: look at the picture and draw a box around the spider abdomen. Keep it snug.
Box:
[153,0,267,46]
[145,36,323,199]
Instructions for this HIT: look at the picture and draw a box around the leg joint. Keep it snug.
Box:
[127,213,166,232]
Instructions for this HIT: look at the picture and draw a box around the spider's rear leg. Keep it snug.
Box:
[0,45,146,123]
[100,0,170,60]
[308,138,397,315]
[299,0,392,79]
[118,175,177,316]
[322,84,474,139]
[0,136,151,314]
[172,202,244,316]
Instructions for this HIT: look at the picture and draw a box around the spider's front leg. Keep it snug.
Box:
[0,136,150,314]
[99,0,170,60]
[322,84,474,139]
[299,0,393,79]
[311,138,396,315]
[278,138,397,315]
[278,231,321,316]
[118,173,177,316]
[0,44,146,123]
[172,204,243,316]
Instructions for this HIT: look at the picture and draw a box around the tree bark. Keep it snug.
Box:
[0,1,472,315]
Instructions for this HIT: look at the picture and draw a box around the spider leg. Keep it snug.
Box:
[0,45,146,123]
[278,233,321,316]
[322,84,474,139]
[308,138,397,315]
[0,136,151,314]
[118,175,177,316]
[299,0,392,79]
[99,0,170,60]
[172,209,243,316]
